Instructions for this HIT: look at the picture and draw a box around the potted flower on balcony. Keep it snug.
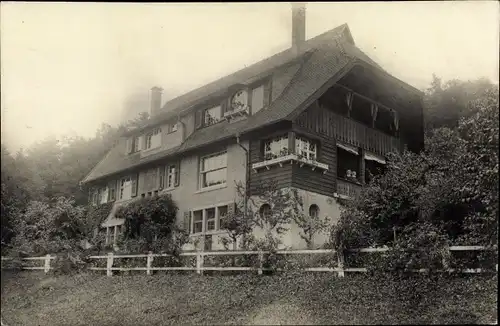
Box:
[346,170,358,183]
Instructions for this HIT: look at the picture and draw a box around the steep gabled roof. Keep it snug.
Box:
[131,24,354,132]
[81,23,420,185]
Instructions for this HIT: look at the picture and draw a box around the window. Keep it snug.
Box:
[193,210,203,234]
[142,168,158,193]
[264,135,289,160]
[119,177,132,200]
[230,89,249,111]
[350,95,373,126]
[166,164,177,189]
[145,128,161,150]
[365,157,387,184]
[309,204,319,218]
[296,136,317,161]
[100,187,108,204]
[92,190,99,206]
[204,105,222,126]
[189,204,230,234]
[205,207,216,231]
[259,204,271,219]
[168,122,178,133]
[218,205,228,230]
[251,85,265,114]
[337,145,360,182]
[133,136,141,152]
[200,151,227,189]
[109,184,116,201]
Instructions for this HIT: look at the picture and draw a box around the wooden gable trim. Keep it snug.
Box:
[354,60,423,96]
[285,60,356,122]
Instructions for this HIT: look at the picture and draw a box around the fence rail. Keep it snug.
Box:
[1,246,497,277]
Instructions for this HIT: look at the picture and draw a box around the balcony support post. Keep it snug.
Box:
[288,131,296,155]
[358,147,365,185]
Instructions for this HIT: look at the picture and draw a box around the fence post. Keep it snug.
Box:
[44,254,51,273]
[146,251,153,276]
[196,252,204,276]
[258,251,263,275]
[337,250,345,278]
[442,246,451,271]
[106,252,114,277]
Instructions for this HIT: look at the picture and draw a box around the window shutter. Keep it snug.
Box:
[159,166,165,190]
[126,138,133,154]
[174,161,181,187]
[131,174,138,197]
[195,110,204,129]
[116,180,121,199]
[183,211,192,233]
[221,99,228,115]
[263,79,272,107]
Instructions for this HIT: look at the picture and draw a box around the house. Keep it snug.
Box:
[80,4,424,250]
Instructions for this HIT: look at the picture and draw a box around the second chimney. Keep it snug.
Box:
[150,86,163,117]
[291,3,306,54]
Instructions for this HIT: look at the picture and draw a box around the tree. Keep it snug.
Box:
[10,197,88,256]
[424,75,498,131]
[293,207,330,250]
[331,83,498,272]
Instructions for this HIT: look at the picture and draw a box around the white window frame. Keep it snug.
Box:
[100,187,108,204]
[168,122,178,133]
[133,136,141,152]
[199,151,227,190]
[264,135,289,160]
[204,105,222,126]
[119,177,132,200]
[192,210,204,234]
[217,205,229,230]
[205,207,216,232]
[145,128,161,150]
[296,136,317,161]
[189,202,232,235]
[166,164,177,189]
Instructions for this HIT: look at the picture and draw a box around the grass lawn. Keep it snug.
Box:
[1,270,497,325]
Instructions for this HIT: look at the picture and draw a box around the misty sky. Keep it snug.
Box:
[1,2,499,152]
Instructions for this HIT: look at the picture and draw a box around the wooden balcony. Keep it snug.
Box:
[331,113,402,157]
[334,178,362,199]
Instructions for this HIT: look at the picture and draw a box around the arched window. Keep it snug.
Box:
[260,204,271,219]
[309,204,319,218]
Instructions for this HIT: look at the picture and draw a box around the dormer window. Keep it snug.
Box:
[145,128,161,150]
[204,105,222,126]
[224,88,250,120]
[230,89,249,111]
[168,122,178,133]
[133,136,141,152]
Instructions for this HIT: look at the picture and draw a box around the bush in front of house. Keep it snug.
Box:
[115,195,188,259]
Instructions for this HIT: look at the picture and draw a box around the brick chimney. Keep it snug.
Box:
[150,86,163,117]
[291,2,306,54]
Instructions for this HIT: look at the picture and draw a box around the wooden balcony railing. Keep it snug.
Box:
[331,113,401,156]
[335,178,362,199]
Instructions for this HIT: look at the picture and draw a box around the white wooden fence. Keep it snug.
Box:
[1,246,497,277]
[1,254,56,273]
